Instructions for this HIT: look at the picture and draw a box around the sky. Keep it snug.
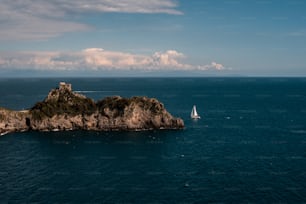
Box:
[0,0,306,77]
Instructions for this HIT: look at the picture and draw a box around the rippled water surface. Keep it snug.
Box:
[0,78,306,203]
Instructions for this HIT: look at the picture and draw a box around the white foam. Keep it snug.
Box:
[75,90,118,93]
[0,131,9,136]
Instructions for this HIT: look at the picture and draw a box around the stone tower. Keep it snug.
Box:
[59,82,72,91]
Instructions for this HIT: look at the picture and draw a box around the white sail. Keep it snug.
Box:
[191,105,200,119]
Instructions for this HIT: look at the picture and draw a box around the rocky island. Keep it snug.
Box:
[0,82,184,136]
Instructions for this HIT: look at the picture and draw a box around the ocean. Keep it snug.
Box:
[0,77,306,203]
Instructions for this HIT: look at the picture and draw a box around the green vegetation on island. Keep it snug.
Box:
[1,82,184,135]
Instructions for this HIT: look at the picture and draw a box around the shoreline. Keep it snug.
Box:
[0,82,184,136]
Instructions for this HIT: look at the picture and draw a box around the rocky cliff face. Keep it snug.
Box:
[0,108,30,135]
[0,83,184,135]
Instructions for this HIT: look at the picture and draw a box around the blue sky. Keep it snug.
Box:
[0,0,305,77]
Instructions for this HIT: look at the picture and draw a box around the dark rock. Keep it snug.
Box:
[0,82,184,135]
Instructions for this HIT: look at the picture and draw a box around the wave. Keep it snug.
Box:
[290,130,306,134]
[75,90,118,93]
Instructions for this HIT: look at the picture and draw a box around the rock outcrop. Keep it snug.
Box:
[0,108,30,135]
[0,82,184,135]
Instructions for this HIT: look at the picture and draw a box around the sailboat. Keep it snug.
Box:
[191,105,201,119]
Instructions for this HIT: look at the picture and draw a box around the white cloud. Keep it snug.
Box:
[285,31,306,37]
[210,61,225,70]
[60,0,183,15]
[152,50,190,69]
[0,1,90,40]
[0,0,182,40]
[0,48,227,72]
[197,62,225,71]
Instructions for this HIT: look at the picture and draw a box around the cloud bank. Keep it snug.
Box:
[0,0,182,40]
[0,48,226,72]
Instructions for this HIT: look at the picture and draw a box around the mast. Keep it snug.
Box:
[191,105,195,117]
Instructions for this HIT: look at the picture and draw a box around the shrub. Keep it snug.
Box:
[0,113,4,121]
[29,90,163,121]
[97,97,131,117]
[30,92,97,120]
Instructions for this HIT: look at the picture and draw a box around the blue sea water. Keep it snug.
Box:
[0,77,306,203]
